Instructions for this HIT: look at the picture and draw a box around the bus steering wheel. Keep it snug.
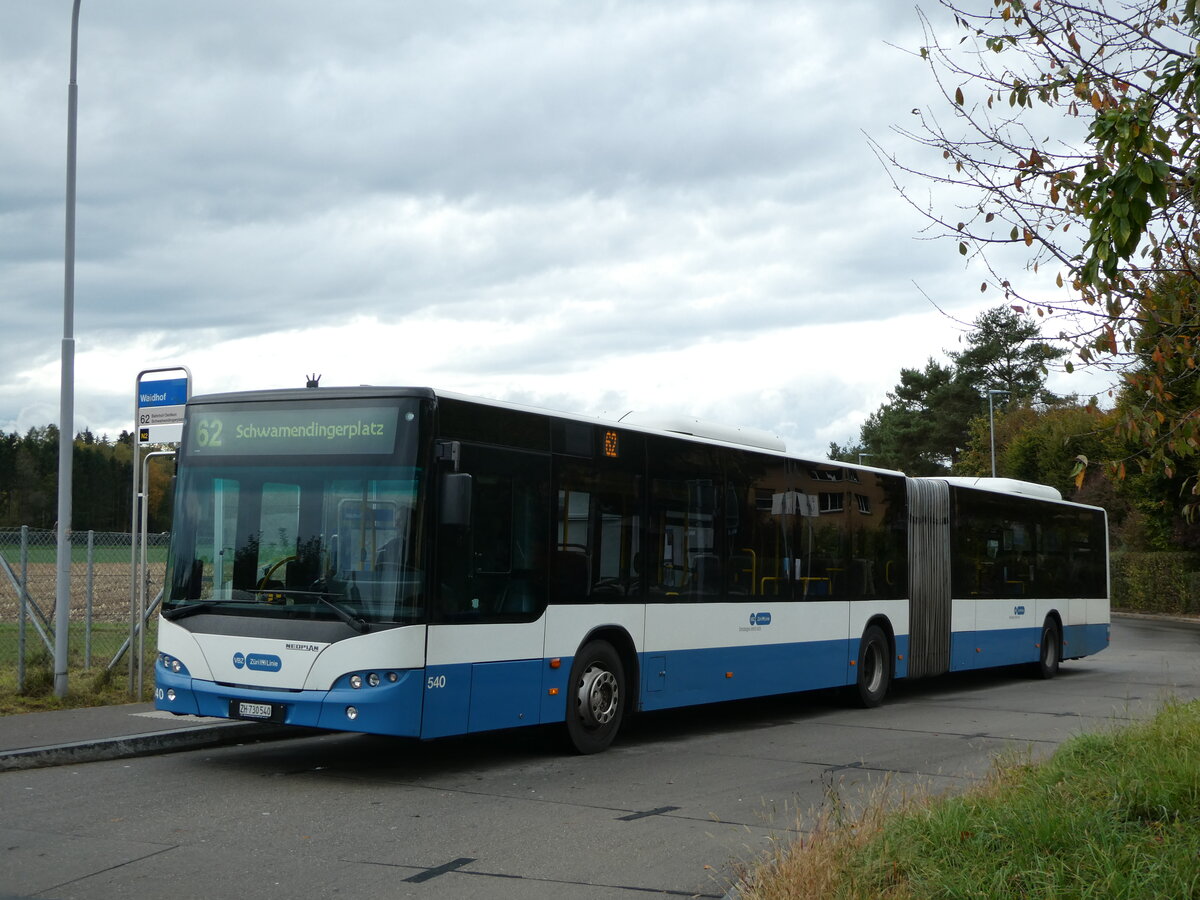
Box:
[256,555,297,591]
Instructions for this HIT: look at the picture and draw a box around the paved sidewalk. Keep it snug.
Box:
[0,702,295,771]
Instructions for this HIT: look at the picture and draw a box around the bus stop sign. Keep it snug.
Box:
[137,374,188,443]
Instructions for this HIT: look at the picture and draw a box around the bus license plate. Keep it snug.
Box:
[234,701,275,720]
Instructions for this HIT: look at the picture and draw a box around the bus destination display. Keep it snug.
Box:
[187,406,401,456]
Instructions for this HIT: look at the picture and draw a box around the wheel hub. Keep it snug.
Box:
[863,643,883,693]
[578,665,619,727]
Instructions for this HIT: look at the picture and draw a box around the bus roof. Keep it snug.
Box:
[928,476,1063,501]
[185,383,907,475]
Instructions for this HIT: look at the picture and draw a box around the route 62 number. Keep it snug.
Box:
[195,418,223,447]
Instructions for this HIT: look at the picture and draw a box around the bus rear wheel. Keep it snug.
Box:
[565,641,625,754]
[853,624,891,708]
[1035,619,1061,679]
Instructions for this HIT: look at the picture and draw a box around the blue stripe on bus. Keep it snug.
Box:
[1063,622,1109,659]
[949,622,1110,671]
[422,660,557,738]
[637,639,854,711]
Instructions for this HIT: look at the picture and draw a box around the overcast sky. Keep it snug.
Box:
[0,1,1104,459]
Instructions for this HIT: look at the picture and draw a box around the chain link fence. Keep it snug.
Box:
[0,527,166,694]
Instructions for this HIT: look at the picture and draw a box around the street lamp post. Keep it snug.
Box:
[55,0,83,697]
[987,389,1010,478]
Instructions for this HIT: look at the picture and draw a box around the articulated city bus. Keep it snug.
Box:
[155,386,1109,753]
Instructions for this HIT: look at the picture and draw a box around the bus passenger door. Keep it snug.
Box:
[422,444,551,739]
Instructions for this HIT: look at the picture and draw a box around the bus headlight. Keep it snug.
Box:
[349,675,362,689]
[346,706,359,720]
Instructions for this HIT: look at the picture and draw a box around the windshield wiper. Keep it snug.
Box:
[162,601,219,621]
[315,593,370,634]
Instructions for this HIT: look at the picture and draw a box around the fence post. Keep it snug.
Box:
[85,529,95,668]
[18,526,28,692]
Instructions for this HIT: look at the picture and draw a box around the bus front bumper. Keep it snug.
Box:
[154,665,424,737]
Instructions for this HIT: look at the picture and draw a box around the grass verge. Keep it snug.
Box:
[735,699,1200,899]
[0,664,154,715]
[1,622,157,715]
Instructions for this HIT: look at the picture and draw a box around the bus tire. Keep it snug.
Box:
[565,640,625,754]
[853,624,891,708]
[1035,619,1061,680]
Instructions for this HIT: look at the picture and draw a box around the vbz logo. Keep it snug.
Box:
[749,611,772,626]
[1013,605,1026,616]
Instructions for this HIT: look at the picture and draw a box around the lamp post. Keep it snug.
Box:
[987,389,1009,478]
[54,0,83,698]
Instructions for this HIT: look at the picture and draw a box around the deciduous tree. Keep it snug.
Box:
[878,0,1200,493]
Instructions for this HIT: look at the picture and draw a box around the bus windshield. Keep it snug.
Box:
[162,400,426,628]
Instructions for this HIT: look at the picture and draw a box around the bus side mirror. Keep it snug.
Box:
[440,473,473,526]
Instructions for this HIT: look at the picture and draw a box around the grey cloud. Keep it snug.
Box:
[0,0,977,452]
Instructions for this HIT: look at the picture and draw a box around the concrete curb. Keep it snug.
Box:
[0,721,294,772]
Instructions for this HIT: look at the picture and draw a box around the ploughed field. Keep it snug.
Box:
[0,560,166,623]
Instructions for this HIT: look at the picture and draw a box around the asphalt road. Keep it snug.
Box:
[2,615,1198,900]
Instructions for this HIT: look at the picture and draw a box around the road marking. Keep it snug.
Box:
[403,857,476,883]
[617,805,681,821]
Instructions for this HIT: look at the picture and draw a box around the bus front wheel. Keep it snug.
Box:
[853,624,891,708]
[565,641,625,754]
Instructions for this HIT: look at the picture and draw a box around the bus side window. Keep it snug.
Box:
[555,459,642,603]
[436,445,550,621]
[645,439,723,601]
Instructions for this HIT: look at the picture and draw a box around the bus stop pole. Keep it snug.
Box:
[139,451,173,695]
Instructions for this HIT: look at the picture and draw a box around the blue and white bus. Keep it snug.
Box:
[155,386,1110,753]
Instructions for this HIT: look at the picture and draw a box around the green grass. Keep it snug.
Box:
[0,544,168,565]
[0,659,154,715]
[736,700,1200,899]
[0,621,157,714]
